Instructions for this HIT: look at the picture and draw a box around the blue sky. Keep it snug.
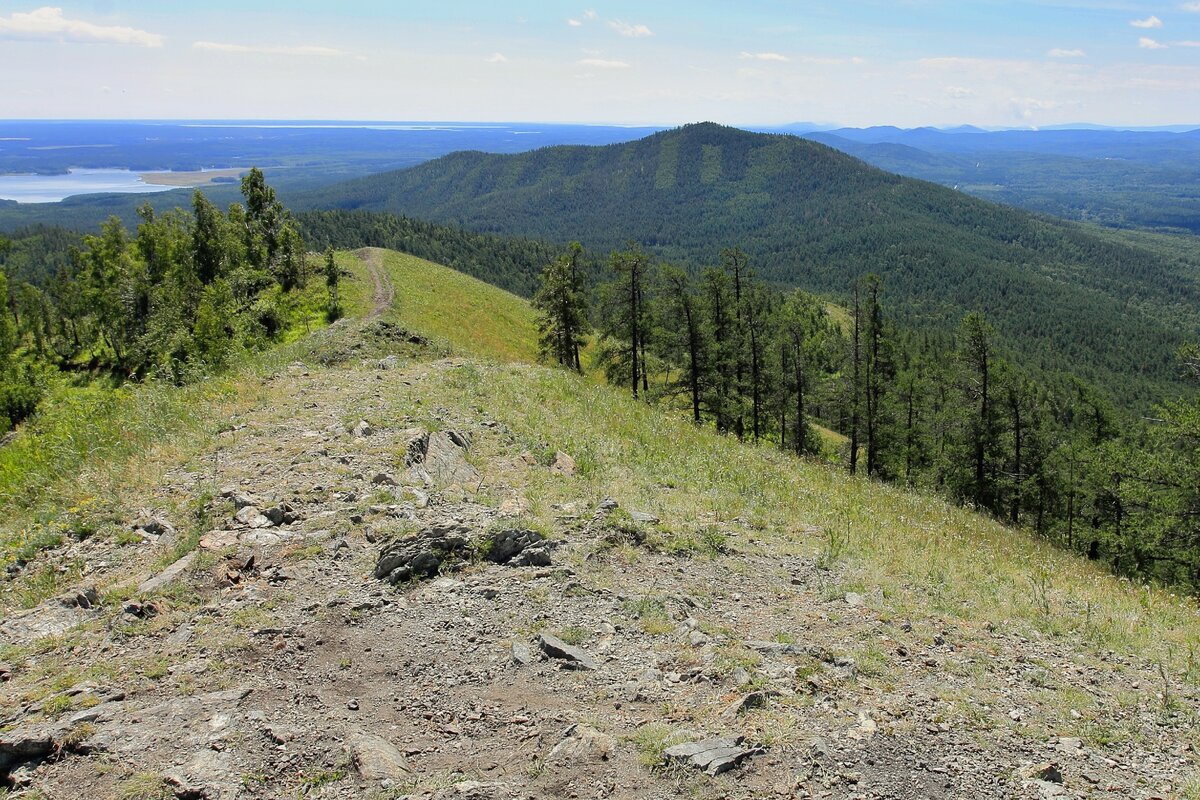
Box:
[1,1,1198,126]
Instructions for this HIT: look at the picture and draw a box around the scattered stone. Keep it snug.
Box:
[374,523,472,584]
[744,640,808,657]
[662,735,760,776]
[58,586,100,609]
[0,725,57,773]
[133,516,176,539]
[844,592,865,607]
[137,552,198,596]
[405,430,480,488]
[630,510,659,524]
[546,724,615,764]
[347,698,360,711]
[550,451,577,476]
[350,733,412,783]
[220,487,259,509]
[351,420,375,438]
[538,633,599,670]
[720,690,772,720]
[234,505,274,529]
[688,629,710,647]
[372,472,399,487]
[511,642,533,666]
[0,663,12,682]
[1024,762,1064,783]
[262,504,299,526]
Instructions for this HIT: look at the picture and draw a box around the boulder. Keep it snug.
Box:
[663,735,760,776]
[350,733,411,783]
[550,451,577,476]
[405,430,480,488]
[374,523,472,584]
[485,528,553,567]
[538,633,599,670]
[546,724,615,764]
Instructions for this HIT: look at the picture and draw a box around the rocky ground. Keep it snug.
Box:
[1,258,1197,800]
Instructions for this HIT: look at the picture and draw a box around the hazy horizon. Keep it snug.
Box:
[2,2,1198,127]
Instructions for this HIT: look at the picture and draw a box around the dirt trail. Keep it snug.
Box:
[358,247,395,318]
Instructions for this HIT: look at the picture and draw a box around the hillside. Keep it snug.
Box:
[2,248,1198,799]
[301,123,1200,411]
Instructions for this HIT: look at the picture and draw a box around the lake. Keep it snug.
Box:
[0,168,182,203]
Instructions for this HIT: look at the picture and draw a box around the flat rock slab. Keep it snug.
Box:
[538,633,599,670]
[663,735,760,776]
[138,551,199,596]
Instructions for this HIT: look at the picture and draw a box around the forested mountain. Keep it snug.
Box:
[299,122,1200,411]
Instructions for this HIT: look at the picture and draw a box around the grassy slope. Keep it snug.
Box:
[360,248,1200,673]
[351,247,538,363]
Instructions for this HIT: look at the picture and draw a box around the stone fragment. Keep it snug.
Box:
[351,420,374,438]
[350,733,411,783]
[137,552,198,596]
[538,633,599,670]
[546,724,615,764]
[550,451,577,476]
[372,472,398,487]
[511,642,533,666]
[630,510,659,524]
[234,506,273,529]
[663,735,760,776]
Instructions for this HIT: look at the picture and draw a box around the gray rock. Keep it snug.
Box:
[233,505,273,529]
[374,523,472,584]
[137,552,198,596]
[372,472,399,486]
[663,735,760,776]
[220,487,259,510]
[485,528,553,567]
[133,517,176,538]
[404,430,479,488]
[351,420,374,438]
[350,732,411,783]
[845,592,865,607]
[58,586,100,609]
[546,724,615,764]
[744,640,808,657]
[630,510,659,524]
[550,451,577,476]
[511,642,533,666]
[538,633,599,670]
[0,724,57,771]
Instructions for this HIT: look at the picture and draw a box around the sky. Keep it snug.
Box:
[1,1,1199,127]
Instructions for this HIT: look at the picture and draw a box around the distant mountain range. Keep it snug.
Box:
[297,122,1200,410]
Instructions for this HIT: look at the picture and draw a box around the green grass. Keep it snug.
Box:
[361,247,538,363]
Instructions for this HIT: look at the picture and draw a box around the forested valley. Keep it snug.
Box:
[0,169,333,433]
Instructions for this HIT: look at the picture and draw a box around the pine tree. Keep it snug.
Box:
[532,242,589,371]
[324,248,342,321]
[599,247,651,398]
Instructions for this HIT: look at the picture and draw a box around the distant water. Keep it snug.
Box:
[0,168,170,203]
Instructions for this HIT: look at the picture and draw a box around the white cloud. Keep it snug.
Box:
[0,6,163,47]
[1047,48,1086,58]
[1183,1,1200,10]
[1131,15,1163,28]
[192,41,345,56]
[798,55,865,65]
[1175,39,1200,45]
[567,18,582,27]
[946,85,976,98]
[739,51,789,62]
[1139,36,1169,48]
[486,52,508,63]
[583,10,598,20]
[609,19,653,37]
[577,57,630,68]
